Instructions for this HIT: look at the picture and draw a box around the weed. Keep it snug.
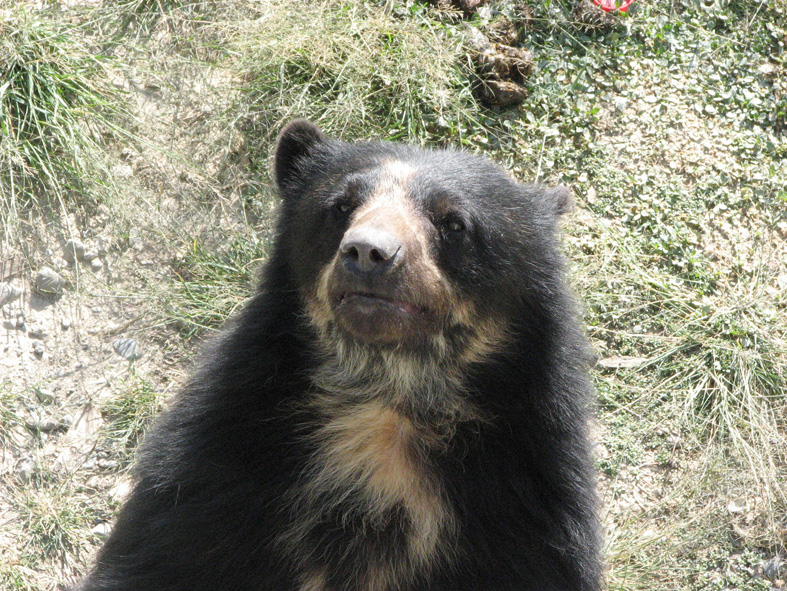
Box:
[101,375,161,462]
[14,482,94,568]
[234,0,480,174]
[0,7,125,246]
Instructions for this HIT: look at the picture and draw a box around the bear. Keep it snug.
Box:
[78,120,603,591]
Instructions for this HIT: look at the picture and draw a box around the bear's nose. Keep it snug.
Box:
[340,226,402,275]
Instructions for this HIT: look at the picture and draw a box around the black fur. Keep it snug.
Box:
[79,121,603,591]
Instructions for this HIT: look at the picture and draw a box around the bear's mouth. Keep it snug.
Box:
[333,291,437,344]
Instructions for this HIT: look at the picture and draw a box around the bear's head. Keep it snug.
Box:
[273,120,572,374]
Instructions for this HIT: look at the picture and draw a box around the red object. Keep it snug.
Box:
[592,0,634,12]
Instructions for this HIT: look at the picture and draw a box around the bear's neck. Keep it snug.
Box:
[309,338,481,426]
[280,348,475,591]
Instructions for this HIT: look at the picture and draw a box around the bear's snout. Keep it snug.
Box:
[340,225,403,276]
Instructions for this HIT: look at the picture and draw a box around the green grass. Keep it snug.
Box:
[0,8,128,246]
[101,375,162,463]
[164,233,268,339]
[233,0,482,173]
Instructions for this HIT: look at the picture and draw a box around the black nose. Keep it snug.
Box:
[340,226,402,274]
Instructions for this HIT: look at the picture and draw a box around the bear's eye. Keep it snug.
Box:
[446,219,465,233]
[334,201,353,215]
[441,214,466,238]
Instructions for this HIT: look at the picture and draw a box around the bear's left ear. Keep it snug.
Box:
[545,185,573,216]
[274,119,328,189]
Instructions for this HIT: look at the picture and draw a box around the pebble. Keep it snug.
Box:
[32,340,45,357]
[0,283,22,308]
[96,236,109,256]
[34,388,55,404]
[51,257,69,271]
[90,258,103,272]
[35,267,65,294]
[16,456,35,483]
[63,238,86,263]
[97,458,119,471]
[614,97,630,112]
[61,318,72,330]
[26,417,65,433]
[83,249,99,262]
[91,522,113,539]
[113,337,139,361]
[763,556,783,581]
[28,327,46,340]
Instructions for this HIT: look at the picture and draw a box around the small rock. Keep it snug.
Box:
[614,97,630,112]
[63,238,86,263]
[758,63,777,77]
[51,256,69,271]
[0,282,22,308]
[763,556,783,581]
[34,267,65,295]
[26,416,66,433]
[16,456,35,483]
[113,337,139,361]
[16,316,26,330]
[91,522,113,539]
[97,458,119,471]
[109,479,133,503]
[34,388,55,404]
[83,249,99,262]
[90,258,103,272]
[28,327,46,340]
[111,164,134,179]
[96,236,109,256]
[32,340,45,357]
[61,318,72,330]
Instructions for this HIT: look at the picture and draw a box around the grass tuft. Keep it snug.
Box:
[234,0,480,171]
[0,7,125,244]
[101,375,161,462]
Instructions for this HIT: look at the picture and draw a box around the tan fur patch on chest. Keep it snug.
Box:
[298,399,455,590]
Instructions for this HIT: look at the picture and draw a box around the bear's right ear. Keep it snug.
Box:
[274,119,327,189]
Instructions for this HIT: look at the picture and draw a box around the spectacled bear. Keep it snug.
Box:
[79,120,603,591]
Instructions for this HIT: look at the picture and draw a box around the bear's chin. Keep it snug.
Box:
[333,292,438,346]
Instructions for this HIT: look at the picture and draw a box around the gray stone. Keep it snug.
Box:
[63,238,86,263]
[91,522,113,539]
[16,456,35,483]
[83,249,99,262]
[28,327,46,340]
[763,556,782,581]
[34,388,55,404]
[0,283,22,308]
[35,267,65,294]
[112,337,139,361]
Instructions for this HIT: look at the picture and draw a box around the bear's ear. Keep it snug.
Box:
[274,119,328,189]
[545,185,573,216]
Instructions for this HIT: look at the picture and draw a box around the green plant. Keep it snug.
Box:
[102,375,161,461]
[0,8,124,243]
